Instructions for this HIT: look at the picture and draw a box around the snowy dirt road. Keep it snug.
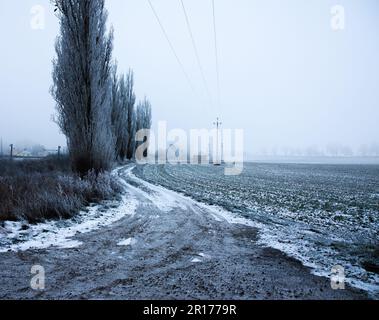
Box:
[0,165,367,299]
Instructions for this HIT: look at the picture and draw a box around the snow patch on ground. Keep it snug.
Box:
[59,240,83,249]
[0,169,138,253]
[198,253,212,259]
[121,166,188,213]
[117,237,137,246]
[191,199,379,297]
[190,253,211,263]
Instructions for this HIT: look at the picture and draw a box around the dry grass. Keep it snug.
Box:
[0,157,122,223]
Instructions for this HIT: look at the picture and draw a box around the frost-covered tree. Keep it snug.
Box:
[110,64,119,127]
[112,71,129,161]
[125,70,136,160]
[111,68,136,161]
[111,63,122,161]
[136,98,152,133]
[51,0,114,174]
[136,98,152,157]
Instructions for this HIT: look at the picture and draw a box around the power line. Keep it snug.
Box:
[147,0,195,93]
[212,0,221,108]
[213,117,222,165]
[180,0,213,105]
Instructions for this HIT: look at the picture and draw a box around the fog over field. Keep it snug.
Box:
[0,0,378,155]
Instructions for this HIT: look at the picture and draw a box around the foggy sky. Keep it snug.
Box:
[0,0,378,153]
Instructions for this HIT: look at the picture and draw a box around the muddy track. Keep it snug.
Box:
[0,165,368,299]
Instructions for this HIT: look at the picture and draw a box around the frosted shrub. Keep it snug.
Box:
[0,159,122,223]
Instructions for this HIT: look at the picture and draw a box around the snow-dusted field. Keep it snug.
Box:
[134,163,379,297]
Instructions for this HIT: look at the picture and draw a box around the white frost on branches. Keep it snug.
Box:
[52,0,114,174]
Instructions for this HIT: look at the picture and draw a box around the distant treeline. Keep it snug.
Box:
[51,0,152,175]
[255,143,379,158]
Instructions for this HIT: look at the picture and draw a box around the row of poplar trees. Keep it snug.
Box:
[51,0,152,175]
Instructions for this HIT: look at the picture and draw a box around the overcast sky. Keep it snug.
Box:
[0,0,378,153]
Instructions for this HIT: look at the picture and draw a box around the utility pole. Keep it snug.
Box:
[10,144,14,159]
[213,117,222,165]
[58,146,61,158]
